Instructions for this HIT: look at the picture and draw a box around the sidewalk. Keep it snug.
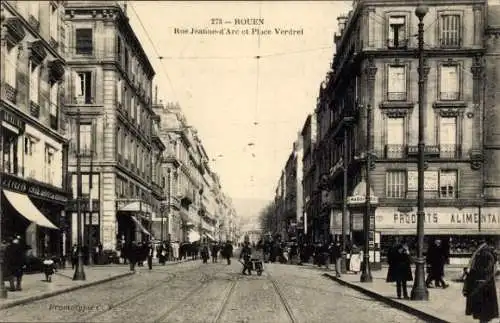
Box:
[0,258,194,310]
[321,265,500,323]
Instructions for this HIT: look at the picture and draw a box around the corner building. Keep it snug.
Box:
[1,1,68,258]
[317,0,499,262]
[64,1,156,251]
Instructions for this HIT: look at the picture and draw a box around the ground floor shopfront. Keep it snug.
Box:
[1,173,68,258]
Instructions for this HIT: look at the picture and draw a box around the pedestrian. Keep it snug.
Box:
[211,243,219,263]
[172,241,179,261]
[71,244,78,269]
[240,241,252,275]
[201,244,209,263]
[147,242,154,270]
[387,241,413,299]
[128,241,138,272]
[331,242,342,277]
[4,237,26,291]
[43,257,56,282]
[349,244,361,274]
[463,240,499,323]
[222,240,233,265]
[425,239,449,288]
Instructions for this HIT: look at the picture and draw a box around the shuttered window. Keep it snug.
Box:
[440,15,461,47]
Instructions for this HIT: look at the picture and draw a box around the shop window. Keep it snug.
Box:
[386,170,406,198]
[75,28,93,55]
[2,130,19,175]
[439,170,457,198]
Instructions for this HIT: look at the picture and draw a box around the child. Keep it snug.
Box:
[43,258,56,282]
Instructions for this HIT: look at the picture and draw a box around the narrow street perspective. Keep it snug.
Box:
[0,260,424,323]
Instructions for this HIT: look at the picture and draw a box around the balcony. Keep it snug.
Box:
[439,92,460,101]
[2,83,17,103]
[440,144,461,159]
[385,144,406,159]
[30,101,40,118]
[387,92,407,101]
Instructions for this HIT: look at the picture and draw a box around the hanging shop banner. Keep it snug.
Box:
[375,207,491,231]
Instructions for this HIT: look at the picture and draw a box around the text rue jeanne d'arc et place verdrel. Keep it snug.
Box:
[174,18,304,36]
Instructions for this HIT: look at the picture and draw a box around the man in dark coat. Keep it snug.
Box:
[128,242,138,271]
[463,241,499,323]
[4,237,26,291]
[147,242,154,270]
[211,243,219,263]
[222,241,233,265]
[239,242,252,275]
[426,239,449,288]
[386,242,413,299]
[331,242,342,277]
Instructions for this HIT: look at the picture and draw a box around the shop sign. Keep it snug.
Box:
[1,110,25,131]
[2,173,68,204]
[407,171,438,191]
[66,199,100,212]
[478,207,500,229]
[347,195,379,205]
[375,207,488,230]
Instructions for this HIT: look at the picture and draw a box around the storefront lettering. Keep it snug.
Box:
[393,212,438,225]
[2,110,25,130]
[2,174,67,203]
[480,213,499,224]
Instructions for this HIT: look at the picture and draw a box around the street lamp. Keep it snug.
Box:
[411,3,429,301]
[166,168,171,241]
[360,104,373,283]
[73,108,86,280]
[0,111,7,298]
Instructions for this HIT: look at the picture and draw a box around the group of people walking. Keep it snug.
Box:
[199,241,234,265]
[386,238,498,323]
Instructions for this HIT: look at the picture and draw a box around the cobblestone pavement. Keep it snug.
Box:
[0,260,424,323]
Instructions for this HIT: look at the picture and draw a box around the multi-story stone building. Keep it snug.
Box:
[150,111,165,240]
[1,0,68,257]
[273,171,286,237]
[315,0,499,258]
[64,1,156,251]
[153,102,231,243]
[301,113,318,241]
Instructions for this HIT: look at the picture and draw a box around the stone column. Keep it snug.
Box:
[471,56,484,153]
[473,5,483,47]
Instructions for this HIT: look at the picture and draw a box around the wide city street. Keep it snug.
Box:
[0,260,424,323]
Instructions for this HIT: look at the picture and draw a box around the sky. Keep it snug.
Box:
[128,1,353,210]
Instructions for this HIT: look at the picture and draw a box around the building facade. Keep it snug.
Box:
[64,1,156,251]
[301,113,318,241]
[315,0,499,258]
[1,0,69,258]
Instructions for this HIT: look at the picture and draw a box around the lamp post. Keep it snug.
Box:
[360,104,373,283]
[73,108,86,280]
[166,168,171,241]
[411,3,429,301]
[0,110,7,298]
[341,130,348,273]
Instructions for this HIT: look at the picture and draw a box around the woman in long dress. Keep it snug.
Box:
[349,245,361,273]
[463,241,499,323]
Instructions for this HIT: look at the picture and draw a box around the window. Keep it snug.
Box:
[49,4,58,41]
[386,118,405,158]
[50,84,58,129]
[137,105,141,125]
[439,117,457,158]
[72,174,99,199]
[129,138,133,162]
[440,65,459,101]
[25,136,37,156]
[124,48,129,72]
[387,66,406,101]
[74,71,93,104]
[124,134,129,160]
[117,128,122,156]
[439,170,457,198]
[440,14,461,47]
[44,145,55,184]
[79,123,92,155]
[29,61,40,104]
[75,28,93,55]
[116,36,122,56]
[29,2,40,20]
[3,131,19,175]
[131,96,135,120]
[5,45,18,87]
[116,79,123,106]
[386,171,406,198]
[388,16,406,48]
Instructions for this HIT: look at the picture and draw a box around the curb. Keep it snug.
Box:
[323,273,450,323]
[0,271,134,310]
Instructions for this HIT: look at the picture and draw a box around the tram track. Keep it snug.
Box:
[212,278,239,323]
[269,275,299,323]
[79,265,202,322]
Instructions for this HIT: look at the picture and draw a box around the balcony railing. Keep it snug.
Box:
[439,91,460,101]
[387,92,407,101]
[30,101,40,118]
[385,144,406,159]
[2,83,17,103]
[407,145,440,156]
[440,144,461,158]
